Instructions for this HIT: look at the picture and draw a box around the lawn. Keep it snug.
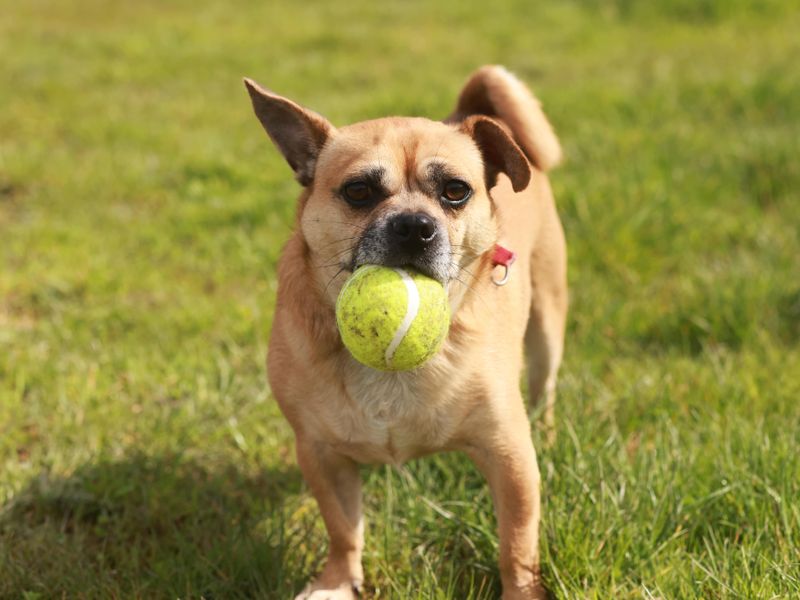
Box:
[1,0,799,598]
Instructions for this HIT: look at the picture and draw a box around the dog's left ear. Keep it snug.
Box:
[462,115,531,193]
[244,78,334,186]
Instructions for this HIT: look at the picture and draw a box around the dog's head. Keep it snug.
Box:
[244,78,530,302]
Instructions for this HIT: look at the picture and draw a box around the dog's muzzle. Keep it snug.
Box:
[351,211,451,283]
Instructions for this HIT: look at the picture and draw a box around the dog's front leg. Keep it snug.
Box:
[294,438,364,600]
[465,411,546,600]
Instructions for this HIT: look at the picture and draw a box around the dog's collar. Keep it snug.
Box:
[491,244,516,286]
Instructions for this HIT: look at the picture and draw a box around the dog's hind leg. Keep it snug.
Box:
[525,293,565,445]
[525,217,567,445]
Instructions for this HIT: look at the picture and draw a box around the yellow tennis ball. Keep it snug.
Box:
[336,265,450,371]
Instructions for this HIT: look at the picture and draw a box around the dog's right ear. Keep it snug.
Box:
[244,78,334,186]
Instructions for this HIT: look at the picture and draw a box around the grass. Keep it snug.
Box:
[1,0,799,597]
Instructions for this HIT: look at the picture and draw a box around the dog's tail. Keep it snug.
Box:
[448,65,562,172]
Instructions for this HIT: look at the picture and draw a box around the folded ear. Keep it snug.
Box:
[462,115,531,193]
[244,78,334,186]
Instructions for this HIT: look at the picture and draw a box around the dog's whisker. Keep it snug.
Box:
[321,266,349,296]
[448,251,478,260]
[306,218,368,231]
[448,253,484,270]
[448,258,481,284]
[328,245,357,260]
[316,235,361,251]
[450,272,490,310]
[313,260,347,270]
[313,251,356,270]
[457,264,481,284]
[311,243,358,266]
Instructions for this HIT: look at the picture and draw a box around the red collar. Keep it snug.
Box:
[492,244,516,267]
[490,244,515,286]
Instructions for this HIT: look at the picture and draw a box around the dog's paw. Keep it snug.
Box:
[502,581,549,600]
[294,580,361,600]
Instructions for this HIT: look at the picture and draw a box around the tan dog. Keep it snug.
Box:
[244,65,567,600]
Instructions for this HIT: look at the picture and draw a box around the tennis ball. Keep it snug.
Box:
[336,265,450,371]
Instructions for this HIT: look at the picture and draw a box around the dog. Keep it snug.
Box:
[244,65,567,600]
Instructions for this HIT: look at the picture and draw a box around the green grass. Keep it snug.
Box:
[1,0,799,597]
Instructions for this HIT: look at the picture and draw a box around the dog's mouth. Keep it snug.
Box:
[348,237,451,283]
[347,254,451,284]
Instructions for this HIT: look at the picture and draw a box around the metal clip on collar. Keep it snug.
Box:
[491,244,516,287]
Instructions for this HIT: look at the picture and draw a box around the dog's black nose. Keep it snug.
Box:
[390,212,437,251]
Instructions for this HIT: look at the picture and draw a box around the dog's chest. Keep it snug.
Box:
[325,364,457,465]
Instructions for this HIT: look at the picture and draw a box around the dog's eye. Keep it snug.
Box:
[342,181,372,206]
[442,180,471,205]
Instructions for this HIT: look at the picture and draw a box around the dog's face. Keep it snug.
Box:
[304,119,497,290]
[244,80,531,302]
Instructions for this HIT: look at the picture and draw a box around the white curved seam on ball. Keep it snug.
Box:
[385,268,419,366]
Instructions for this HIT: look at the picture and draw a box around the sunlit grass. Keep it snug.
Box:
[1,0,798,597]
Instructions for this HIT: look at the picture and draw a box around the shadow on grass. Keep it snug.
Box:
[1,452,554,599]
[0,452,311,598]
